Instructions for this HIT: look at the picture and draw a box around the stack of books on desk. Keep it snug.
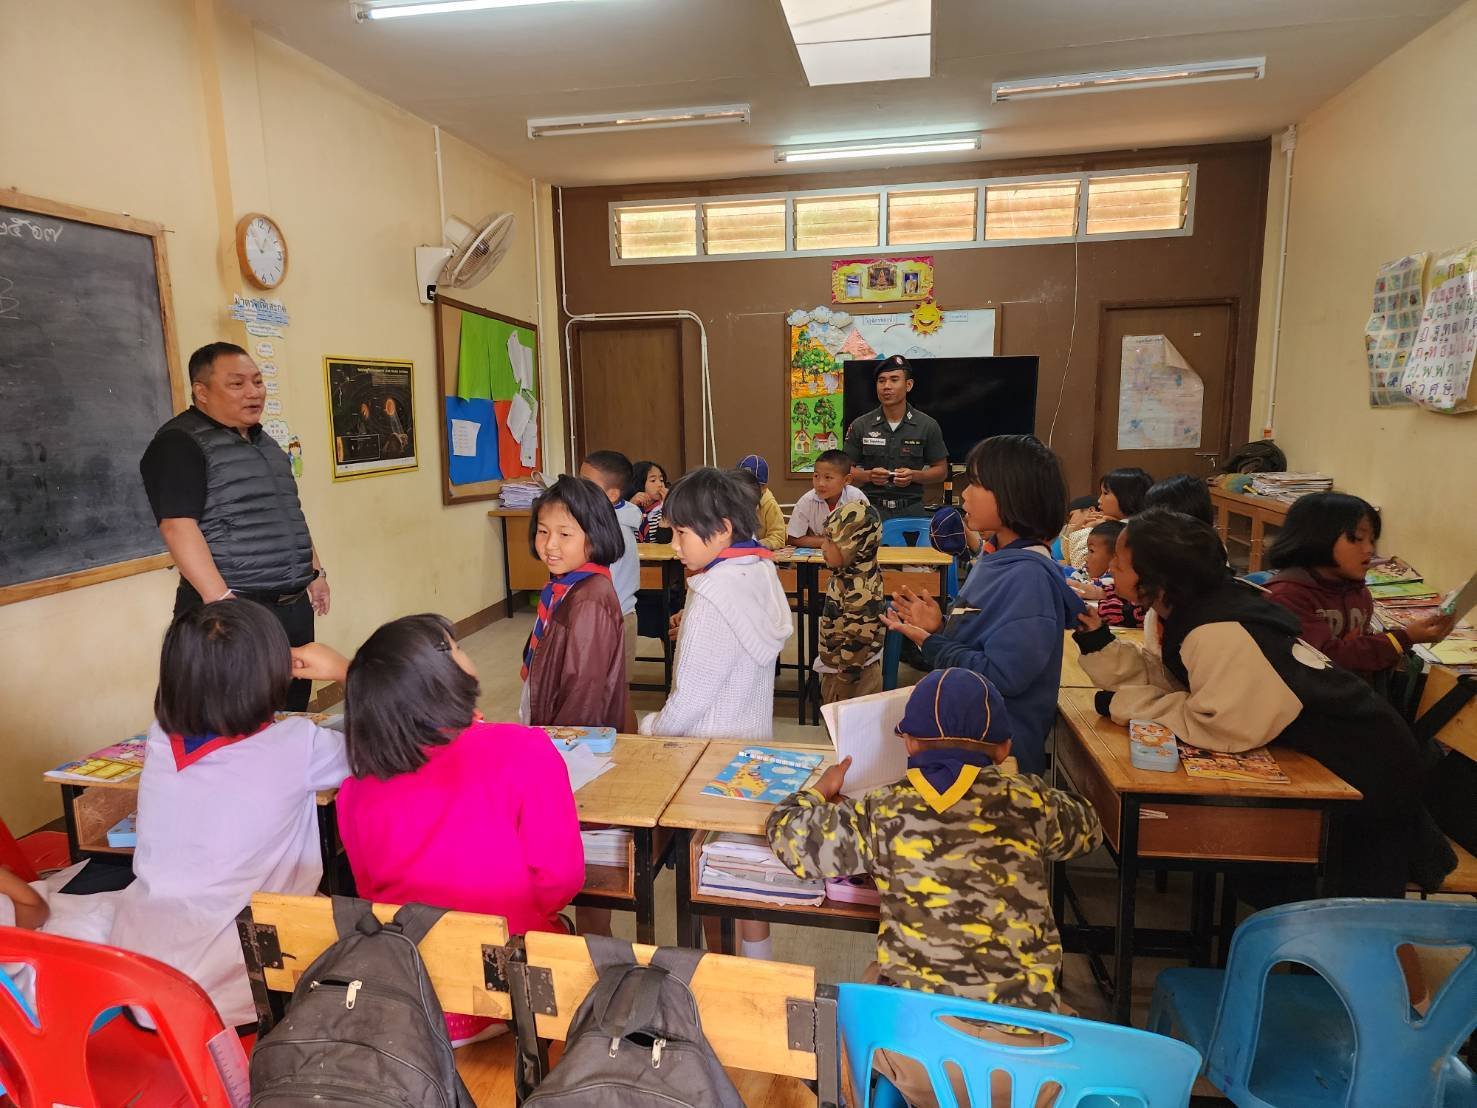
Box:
[498,475,546,509]
[698,833,825,907]
[1248,473,1333,503]
[581,829,632,867]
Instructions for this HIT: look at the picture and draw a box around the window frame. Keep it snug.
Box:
[606,163,1196,265]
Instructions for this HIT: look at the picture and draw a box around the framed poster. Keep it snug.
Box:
[433,296,541,505]
[831,255,935,303]
[324,356,417,481]
[785,304,998,475]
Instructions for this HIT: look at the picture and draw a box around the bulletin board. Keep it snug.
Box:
[433,296,542,505]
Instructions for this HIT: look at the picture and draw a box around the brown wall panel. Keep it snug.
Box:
[554,141,1270,504]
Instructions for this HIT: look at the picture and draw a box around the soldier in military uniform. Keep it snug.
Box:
[843,354,949,522]
[766,667,1101,1106]
[817,499,885,705]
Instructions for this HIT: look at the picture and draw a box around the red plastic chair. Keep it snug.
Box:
[0,818,70,883]
[0,928,240,1107]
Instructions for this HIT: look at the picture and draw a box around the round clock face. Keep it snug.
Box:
[238,214,286,289]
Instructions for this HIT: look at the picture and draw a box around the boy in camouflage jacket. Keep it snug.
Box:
[817,499,886,705]
[766,667,1101,1010]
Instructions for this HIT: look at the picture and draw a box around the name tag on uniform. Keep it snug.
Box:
[862,435,887,447]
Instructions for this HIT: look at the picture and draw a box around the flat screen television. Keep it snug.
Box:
[843,356,1039,461]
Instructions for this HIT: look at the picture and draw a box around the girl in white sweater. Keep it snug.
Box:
[639,467,793,955]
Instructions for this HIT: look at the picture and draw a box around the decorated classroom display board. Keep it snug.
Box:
[785,303,996,474]
[434,296,541,505]
[0,191,185,605]
[831,255,935,303]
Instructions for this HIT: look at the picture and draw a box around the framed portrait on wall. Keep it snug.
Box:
[324,356,418,480]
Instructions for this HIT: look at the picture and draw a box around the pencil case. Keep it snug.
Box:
[541,726,617,754]
[1129,720,1180,772]
[825,874,881,906]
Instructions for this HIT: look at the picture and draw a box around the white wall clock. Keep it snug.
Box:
[235,212,288,289]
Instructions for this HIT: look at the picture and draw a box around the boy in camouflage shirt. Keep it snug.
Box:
[817,499,885,705]
[766,667,1102,1010]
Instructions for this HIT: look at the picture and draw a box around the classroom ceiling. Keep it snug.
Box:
[225,0,1461,186]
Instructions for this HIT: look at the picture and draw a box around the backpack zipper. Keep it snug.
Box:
[651,1037,666,1068]
[252,1036,453,1108]
[345,979,362,1009]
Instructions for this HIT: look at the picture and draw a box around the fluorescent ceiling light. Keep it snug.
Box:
[528,104,751,139]
[797,35,931,86]
[354,0,591,21]
[779,0,932,86]
[776,134,980,164]
[992,58,1266,101]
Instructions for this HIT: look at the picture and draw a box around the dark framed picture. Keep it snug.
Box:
[324,356,417,480]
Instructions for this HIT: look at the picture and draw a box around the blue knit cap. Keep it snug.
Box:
[737,454,769,484]
[897,668,1011,745]
[929,506,967,555]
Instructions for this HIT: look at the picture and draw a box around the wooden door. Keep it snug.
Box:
[1093,301,1236,480]
[573,322,684,474]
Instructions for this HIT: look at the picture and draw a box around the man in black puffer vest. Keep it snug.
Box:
[141,342,328,709]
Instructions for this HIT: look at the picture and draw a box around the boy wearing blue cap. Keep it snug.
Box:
[736,454,788,550]
[766,668,1101,1013]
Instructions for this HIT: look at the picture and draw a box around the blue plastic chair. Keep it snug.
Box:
[1148,898,1477,1108]
[838,983,1202,1108]
[882,517,931,548]
[1240,570,1274,586]
[879,518,958,690]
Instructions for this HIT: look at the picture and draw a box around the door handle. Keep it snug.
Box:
[1194,452,1218,470]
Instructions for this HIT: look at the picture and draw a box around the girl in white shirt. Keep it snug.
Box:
[107,600,350,1028]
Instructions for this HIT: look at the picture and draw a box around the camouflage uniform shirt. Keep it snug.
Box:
[819,501,885,677]
[765,769,1102,1008]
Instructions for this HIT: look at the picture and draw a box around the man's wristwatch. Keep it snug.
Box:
[312,567,327,582]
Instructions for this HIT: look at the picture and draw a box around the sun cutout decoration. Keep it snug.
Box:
[910,298,943,335]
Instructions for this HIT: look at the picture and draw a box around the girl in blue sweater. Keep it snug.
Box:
[884,435,1083,773]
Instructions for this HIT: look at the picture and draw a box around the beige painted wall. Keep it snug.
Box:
[1250,0,1477,589]
[0,0,558,832]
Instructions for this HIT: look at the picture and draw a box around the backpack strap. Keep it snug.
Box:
[390,902,450,946]
[1415,674,1477,744]
[584,933,637,973]
[330,896,377,939]
[649,946,705,988]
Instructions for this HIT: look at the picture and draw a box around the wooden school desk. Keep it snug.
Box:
[572,734,707,944]
[1051,688,1361,1024]
[634,542,683,693]
[660,740,880,951]
[1060,627,1145,689]
[42,766,352,894]
[785,545,956,725]
[487,508,547,612]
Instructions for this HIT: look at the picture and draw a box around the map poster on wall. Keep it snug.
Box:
[1402,242,1477,413]
[831,256,934,303]
[785,304,998,474]
[1117,334,1204,450]
[1365,253,1426,407]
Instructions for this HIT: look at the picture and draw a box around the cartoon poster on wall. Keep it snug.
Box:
[1365,254,1426,407]
[1402,242,1477,413]
[1117,335,1204,450]
[786,304,998,474]
[831,256,934,303]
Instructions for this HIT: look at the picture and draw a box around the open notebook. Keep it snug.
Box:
[820,687,912,797]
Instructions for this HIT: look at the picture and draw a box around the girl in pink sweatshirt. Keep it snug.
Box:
[312,614,584,1046]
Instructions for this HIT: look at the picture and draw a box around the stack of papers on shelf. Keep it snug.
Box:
[46,736,147,784]
[581,829,632,867]
[498,474,548,509]
[1366,557,1423,586]
[698,833,825,906]
[1369,580,1441,604]
[1248,473,1334,502]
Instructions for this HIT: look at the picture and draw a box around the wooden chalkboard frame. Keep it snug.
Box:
[0,189,186,607]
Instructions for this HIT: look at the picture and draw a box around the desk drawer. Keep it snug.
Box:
[1137,804,1323,864]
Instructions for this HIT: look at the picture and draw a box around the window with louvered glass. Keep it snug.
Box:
[887,188,977,245]
[613,205,697,258]
[702,199,786,255]
[794,194,880,251]
[984,180,1080,240]
[1086,171,1191,234]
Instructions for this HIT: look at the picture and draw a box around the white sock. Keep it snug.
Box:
[740,937,774,960]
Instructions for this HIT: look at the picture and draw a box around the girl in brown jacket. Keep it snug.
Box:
[521,475,636,734]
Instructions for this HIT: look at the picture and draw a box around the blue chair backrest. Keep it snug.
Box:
[837,983,1201,1108]
[881,518,930,547]
[1203,898,1477,1107]
[1241,570,1274,586]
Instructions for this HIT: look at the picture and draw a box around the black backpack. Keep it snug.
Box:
[1220,439,1288,474]
[248,897,474,1108]
[520,935,744,1108]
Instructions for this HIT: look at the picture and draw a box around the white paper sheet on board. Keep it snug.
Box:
[821,687,911,796]
[507,332,534,390]
[450,418,480,457]
[559,742,614,794]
